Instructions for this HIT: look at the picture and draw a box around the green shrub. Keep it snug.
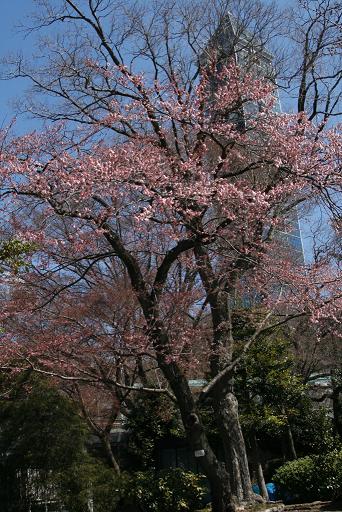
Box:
[122,468,206,512]
[55,457,124,512]
[273,456,317,502]
[291,405,336,455]
[273,449,342,502]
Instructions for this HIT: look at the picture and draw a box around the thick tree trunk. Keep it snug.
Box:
[215,393,253,503]
[251,433,268,501]
[158,358,254,510]
[208,464,233,512]
[187,411,232,512]
[159,359,234,512]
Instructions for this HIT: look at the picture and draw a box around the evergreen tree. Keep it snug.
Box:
[0,375,117,511]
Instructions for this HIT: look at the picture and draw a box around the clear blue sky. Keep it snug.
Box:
[0,1,36,132]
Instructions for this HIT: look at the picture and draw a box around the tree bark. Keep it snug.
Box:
[215,393,253,503]
[187,411,233,512]
[158,358,233,512]
[251,433,268,501]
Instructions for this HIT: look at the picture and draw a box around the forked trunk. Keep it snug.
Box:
[160,360,235,512]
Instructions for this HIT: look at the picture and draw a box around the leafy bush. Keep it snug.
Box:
[0,377,90,512]
[273,456,317,502]
[273,449,342,502]
[59,467,206,512]
[121,468,206,512]
[54,457,124,512]
[60,468,205,512]
[291,405,336,455]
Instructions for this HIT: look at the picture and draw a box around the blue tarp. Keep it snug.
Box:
[252,482,278,501]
